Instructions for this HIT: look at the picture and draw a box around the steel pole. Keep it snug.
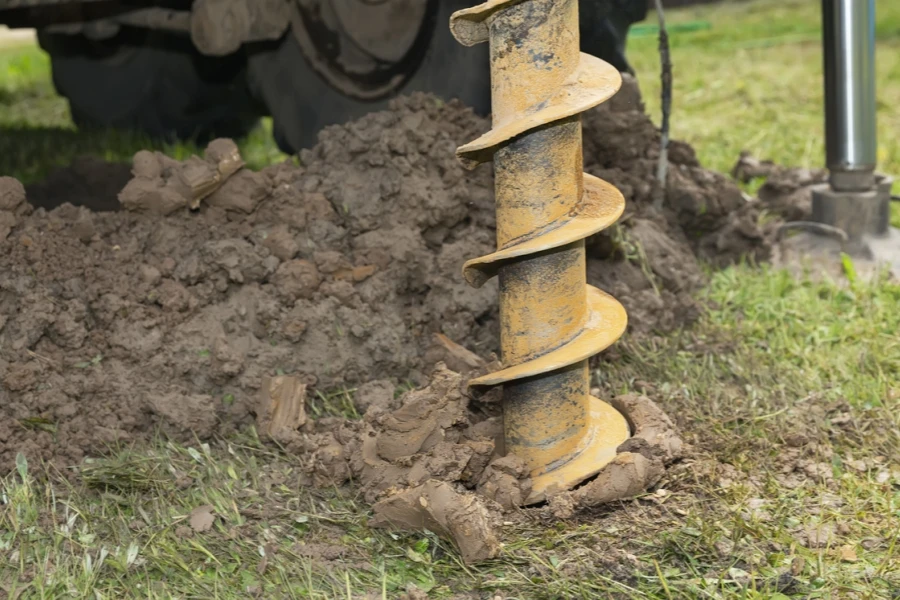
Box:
[822,0,877,191]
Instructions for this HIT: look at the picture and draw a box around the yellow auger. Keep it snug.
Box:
[450,0,631,504]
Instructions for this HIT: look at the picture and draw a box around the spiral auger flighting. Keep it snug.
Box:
[450,0,631,505]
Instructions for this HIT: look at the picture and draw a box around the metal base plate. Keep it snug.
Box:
[525,395,630,505]
[810,179,892,242]
[774,227,900,281]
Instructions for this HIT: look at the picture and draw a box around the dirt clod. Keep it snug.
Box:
[354,365,502,502]
[354,379,397,415]
[256,375,308,442]
[0,176,26,211]
[272,259,322,300]
[370,479,501,565]
[119,152,192,215]
[261,224,300,261]
[0,210,16,241]
[571,452,664,507]
[733,151,828,222]
[545,395,685,510]
[612,394,684,464]
[400,584,431,600]
[0,176,27,241]
[426,333,487,375]
[189,504,216,533]
[477,455,532,510]
[803,524,835,548]
[118,142,247,215]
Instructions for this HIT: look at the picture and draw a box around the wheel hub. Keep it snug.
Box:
[291,0,437,100]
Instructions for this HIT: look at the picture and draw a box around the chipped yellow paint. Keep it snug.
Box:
[451,0,631,504]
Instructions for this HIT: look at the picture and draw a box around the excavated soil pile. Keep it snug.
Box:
[0,78,765,488]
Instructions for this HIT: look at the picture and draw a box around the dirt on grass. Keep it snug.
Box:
[0,76,813,561]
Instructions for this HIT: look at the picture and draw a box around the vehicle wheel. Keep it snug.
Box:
[245,0,492,155]
[247,0,648,155]
[581,0,649,76]
[38,29,263,142]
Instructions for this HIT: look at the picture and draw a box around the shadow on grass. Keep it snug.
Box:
[24,154,132,212]
[1,120,287,189]
[0,126,205,183]
[2,122,289,213]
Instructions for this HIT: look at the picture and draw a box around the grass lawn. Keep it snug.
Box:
[2,1,900,598]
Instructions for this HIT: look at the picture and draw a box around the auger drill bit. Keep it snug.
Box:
[450,0,631,505]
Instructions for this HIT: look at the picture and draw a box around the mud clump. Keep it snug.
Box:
[0,176,29,241]
[732,151,828,223]
[255,364,680,564]
[370,480,502,565]
[119,140,248,215]
[550,394,683,516]
[0,176,26,212]
[256,375,308,442]
[352,366,508,503]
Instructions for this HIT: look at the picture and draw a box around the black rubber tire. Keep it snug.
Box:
[582,0,649,76]
[37,29,263,143]
[247,0,648,155]
[245,0,492,155]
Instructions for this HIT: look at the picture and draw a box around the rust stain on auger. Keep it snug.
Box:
[450,0,631,504]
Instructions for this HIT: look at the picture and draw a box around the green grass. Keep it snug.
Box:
[3,266,899,598]
[3,1,900,597]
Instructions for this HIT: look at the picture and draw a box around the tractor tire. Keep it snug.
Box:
[38,30,262,143]
[246,0,648,155]
[582,0,649,76]
[245,0,491,155]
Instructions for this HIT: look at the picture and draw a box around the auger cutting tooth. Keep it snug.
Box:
[450,0,631,504]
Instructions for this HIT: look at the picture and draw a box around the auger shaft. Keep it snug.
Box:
[452,0,631,503]
[492,2,589,474]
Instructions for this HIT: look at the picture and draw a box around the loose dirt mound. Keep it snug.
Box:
[0,79,757,478]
